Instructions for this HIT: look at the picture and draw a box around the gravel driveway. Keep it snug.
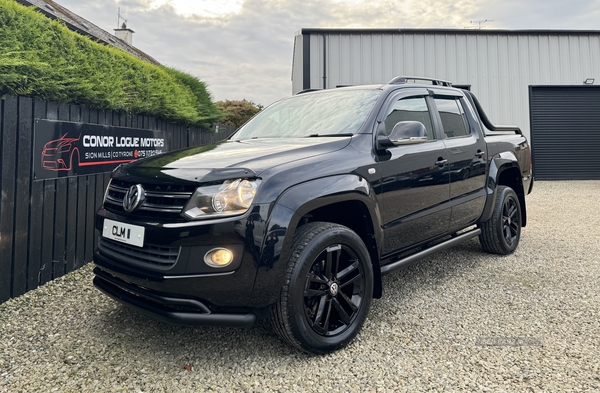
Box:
[1,181,599,392]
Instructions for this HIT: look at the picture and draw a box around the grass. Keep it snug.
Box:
[0,0,223,126]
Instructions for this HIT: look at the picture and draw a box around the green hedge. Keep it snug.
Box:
[0,0,223,126]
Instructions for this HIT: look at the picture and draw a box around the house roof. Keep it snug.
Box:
[16,0,160,65]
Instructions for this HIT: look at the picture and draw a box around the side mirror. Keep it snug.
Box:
[388,121,428,145]
[377,121,428,149]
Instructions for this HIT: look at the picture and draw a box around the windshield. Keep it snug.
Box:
[231,89,381,140]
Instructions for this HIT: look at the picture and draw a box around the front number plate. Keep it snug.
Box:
[102,219,145,248]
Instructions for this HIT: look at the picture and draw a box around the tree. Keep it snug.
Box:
[0,0,222,126]
[215,99,263,128]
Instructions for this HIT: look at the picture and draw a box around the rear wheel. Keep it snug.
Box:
[269,222,373,354]
[479,186,522,255]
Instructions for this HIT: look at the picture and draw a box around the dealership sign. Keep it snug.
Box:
[34,119,167,180]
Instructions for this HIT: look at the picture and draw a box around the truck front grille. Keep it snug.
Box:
[98,237,180,270]
[104,179,195,222]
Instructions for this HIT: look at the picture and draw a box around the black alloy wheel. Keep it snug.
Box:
[501,192,520,247]
[270,222,373,354]
[303,244,366,337]
[479,185,522,255]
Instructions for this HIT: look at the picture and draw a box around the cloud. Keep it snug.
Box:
[51,0,600,106]
[321,0,481,28]
[146,0,245,18]
[120,0,484,104]
[467,0,600,29]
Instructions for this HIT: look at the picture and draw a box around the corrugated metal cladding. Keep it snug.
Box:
[291,34,304,94]
[293,29,600,144]
[530,86,600,180]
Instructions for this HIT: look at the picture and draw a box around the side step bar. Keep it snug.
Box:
[380,228,481,276]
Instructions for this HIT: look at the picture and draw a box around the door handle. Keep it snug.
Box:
[435,158,448,166]
[475,150,485,158]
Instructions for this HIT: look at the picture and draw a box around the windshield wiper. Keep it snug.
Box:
[307,133,354,137]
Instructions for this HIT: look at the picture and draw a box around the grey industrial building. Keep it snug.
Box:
[291,28,600,180]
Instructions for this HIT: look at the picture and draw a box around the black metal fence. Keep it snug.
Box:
[0,95,234,303]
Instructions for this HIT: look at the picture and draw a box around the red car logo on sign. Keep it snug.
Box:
[41,133,81,171]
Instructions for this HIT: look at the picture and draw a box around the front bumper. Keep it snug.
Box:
[94,203,272,308]
[93,268,257,328]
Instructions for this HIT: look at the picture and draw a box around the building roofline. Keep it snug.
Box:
[16,0,160,65]
[299,28,600,36]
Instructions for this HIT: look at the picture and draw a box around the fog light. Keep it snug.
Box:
[204,248,233,268]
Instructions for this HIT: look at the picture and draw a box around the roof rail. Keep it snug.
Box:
[388,76,453,87]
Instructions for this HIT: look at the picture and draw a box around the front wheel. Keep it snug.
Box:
[479,185,522,255]
[269,222,373,354]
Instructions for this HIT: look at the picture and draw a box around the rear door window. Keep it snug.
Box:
[434,97,470,138]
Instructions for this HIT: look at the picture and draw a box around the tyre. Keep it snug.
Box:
[269,222,373,354]
[479,185,522,255]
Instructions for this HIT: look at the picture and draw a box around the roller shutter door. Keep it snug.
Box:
[530,86,600,180]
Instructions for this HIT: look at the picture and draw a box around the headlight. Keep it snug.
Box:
[182,178,260,220]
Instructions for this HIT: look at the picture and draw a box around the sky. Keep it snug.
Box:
[51,0,600,106]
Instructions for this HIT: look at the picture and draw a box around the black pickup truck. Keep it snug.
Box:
[93,76,533,354]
